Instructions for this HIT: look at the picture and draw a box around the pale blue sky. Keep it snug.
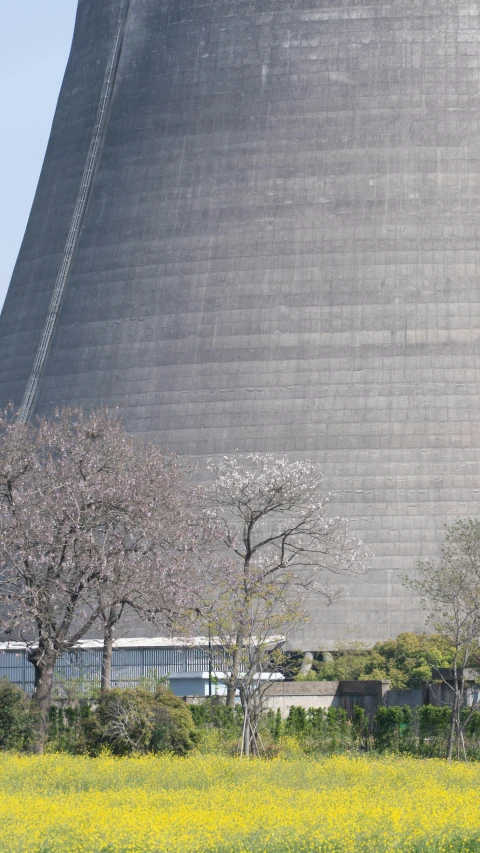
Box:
[0,1,77,311]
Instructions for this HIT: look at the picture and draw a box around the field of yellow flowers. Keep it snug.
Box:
[2,751,480,853]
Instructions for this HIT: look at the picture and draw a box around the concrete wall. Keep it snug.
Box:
[264,682,342,716]
[424,681,480,709]
[264,680,390,721]
[4,0,480,647]
[384,688,424,709]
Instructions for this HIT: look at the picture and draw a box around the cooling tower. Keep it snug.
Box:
[1,0,479,648]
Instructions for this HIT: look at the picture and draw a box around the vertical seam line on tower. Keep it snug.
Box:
[18,0,131,423]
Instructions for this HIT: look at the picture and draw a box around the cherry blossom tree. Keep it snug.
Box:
[94,444,216,695]
[0,407,208,751]
[200,454,369,753]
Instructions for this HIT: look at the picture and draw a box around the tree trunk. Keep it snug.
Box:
[101,623,114,695]
[446,667,459,761]
[28,650,57,754]
[446,700,456,762]
[226,638,242,707]
[243,710,250,757]
[457,672,465,761]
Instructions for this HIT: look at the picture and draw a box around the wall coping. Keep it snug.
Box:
[264,680,390,697]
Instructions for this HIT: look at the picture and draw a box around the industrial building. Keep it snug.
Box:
[0,637,229,697]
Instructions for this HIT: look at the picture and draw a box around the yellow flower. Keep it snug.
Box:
[0,753,480,852]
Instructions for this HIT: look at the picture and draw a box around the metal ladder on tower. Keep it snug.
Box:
[18,0,131,423]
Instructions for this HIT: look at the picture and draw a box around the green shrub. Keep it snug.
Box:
[306,707,326,735]
[187,701,247,755]
[272,708,282,741]
[46,704,91,754]
[82,688,199,756]
[150,691,199,755]
[464,709,480,736]
[313,633,455,689]
[351,706,369,746]
[374,705,412,751]
[418,704,451,738]
[285,706,307,736]
[189,702,242,734]
[0,680,37,751]
[283,705,354,754]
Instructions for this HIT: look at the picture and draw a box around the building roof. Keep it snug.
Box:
[0,635,285,652]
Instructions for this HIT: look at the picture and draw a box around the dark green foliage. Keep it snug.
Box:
[325,707,349,751]
[415,705,451,757]
[281,703,480,759]
[273,708,282,741]
[464,710,480,736]
[373,706,412,752]
[82,688,199,756]
[7,673,480,761]
[150,691,199,755]
[327,706,348,735]
[47,704,91,754]
[283,705,353,753]
[351,706,369,746]
[285,706,307,736]
[0,680,37,751]
[189,701,243,735]
[418,704,451,738]
[263,708,284,742]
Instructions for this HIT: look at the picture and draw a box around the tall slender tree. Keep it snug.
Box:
[200,454,368,751]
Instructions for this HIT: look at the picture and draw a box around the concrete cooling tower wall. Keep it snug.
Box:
[1,0,479,647]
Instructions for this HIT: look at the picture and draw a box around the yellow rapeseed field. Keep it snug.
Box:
[1,751,480,853]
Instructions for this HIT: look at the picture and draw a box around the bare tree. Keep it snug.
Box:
[200,454,368,754]
[205,576,303,757]
[407,518,480,761]
[94,446,215,694]
[0,407,207,750]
